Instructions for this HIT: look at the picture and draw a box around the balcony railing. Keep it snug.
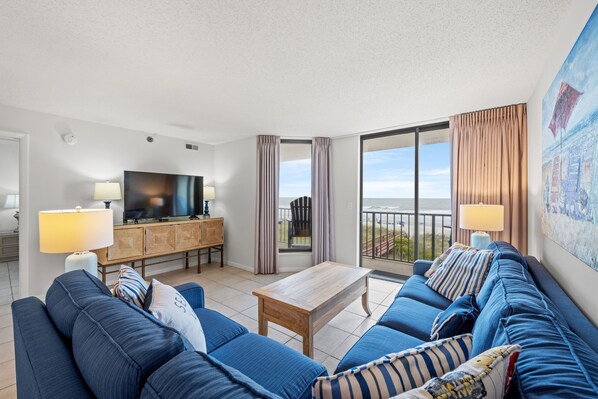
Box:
[361,211,452,263]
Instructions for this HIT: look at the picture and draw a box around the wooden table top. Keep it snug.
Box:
[252,261,372,313]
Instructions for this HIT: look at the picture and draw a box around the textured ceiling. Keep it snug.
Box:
[0,1,572,144]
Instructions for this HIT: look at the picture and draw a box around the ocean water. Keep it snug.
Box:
[279,197,450,214]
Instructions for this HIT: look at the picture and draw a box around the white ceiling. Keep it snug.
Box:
[0,1,573,145]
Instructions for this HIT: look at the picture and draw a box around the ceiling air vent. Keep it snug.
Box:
[185,144,199,151]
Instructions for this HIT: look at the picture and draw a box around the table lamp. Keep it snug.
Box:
[203,186,215,217]
[459,203,504,249]
[39,207,113,276]
[3,194,19,233]
[94,181,122,209]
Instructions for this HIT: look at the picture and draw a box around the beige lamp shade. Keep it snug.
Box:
[459,204,504,231]
[3,194,19,209]
[203,186,216,201]
[39,208,114,253]
[94,182,122,201]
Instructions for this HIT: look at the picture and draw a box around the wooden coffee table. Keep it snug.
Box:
[252,261,372,358]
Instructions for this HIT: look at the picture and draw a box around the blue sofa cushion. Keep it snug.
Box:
[494,313,598,399]
[174,282,205,309]
[335,325,424,373]
[476,258,529,310]
[525,256,598,355]
[141,351,282,399]
[210,333,327,399]
[194,308,248,352]
[431,294,479,340]
[378,297,443,341]
[395,275,452,310]
[486,240,526,266]
[12,297,94,399]
[72,296,188,399]
[45,270,112,338]
[472,276,568,357]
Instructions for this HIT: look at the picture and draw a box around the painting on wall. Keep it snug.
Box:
[542,6,598,271]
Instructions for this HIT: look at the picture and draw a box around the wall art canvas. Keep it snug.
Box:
[542,6,598,271]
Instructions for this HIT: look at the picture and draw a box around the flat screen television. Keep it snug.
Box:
[124,171,203,220]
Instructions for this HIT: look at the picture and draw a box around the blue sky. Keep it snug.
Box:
[279,141,451,199]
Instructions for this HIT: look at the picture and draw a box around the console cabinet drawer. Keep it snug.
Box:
[202,219,224,246]
[0,232,19,262]
[175,223,201,251]
[107,228,144,261]
[145,225,176,255]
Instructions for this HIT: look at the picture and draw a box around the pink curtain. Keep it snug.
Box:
[450,103,528,253]
[254,135,280,274]
[312,137,336,265]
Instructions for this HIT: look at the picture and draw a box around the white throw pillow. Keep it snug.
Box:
[144,279,207,353]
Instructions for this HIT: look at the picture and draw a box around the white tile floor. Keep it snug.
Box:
[0,262,402,397]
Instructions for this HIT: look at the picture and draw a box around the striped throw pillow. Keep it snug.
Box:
[425,249,493,301]
[312,334,472,399]
[113,265,148,307]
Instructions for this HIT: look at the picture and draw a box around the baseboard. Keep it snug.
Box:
[224,259,308,274]
[279,265,309,273]
[225,260,253,273]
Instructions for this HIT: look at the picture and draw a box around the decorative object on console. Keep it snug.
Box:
[203,186,215,217]
[39,207,113,276]
[144,279,207,352]
[94,181,122,209]
[430,293,479,340]
[398,344,521,399]
[113,265,148,308]
[3,194,19,233]
[312,334,472,399]
[459,203,504,249]
[541,7,598,271]
[425,248,493,301]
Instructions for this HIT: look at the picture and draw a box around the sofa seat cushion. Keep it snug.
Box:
[378,297,443,341]
[486,240,526,266]
[395,275,452,310]
[72,296,189,399]
[494,313,598,399]
[476,258,529,310]
[194,308,248,352]
[45,270,112,338]
[141,351,282,399]
[335,325,424,373]
[210,333,327,399]
[472,276,568,356]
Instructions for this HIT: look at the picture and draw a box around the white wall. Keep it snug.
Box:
[332,136,360,266]
[0,140,19,232]
[0,104,214,296]
[527,1,598,325]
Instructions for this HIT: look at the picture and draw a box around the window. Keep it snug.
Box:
[279,140,312,252]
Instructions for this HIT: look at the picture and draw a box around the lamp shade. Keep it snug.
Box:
[459,204,504,231]
[94,182,122,201]
[39,208,113,253]
[203,186,216,201]
[3,194,19,209]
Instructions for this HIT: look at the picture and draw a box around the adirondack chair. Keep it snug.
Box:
[288,196,311,248]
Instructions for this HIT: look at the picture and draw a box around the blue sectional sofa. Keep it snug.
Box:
[12,271,326,399]
[337,241,598,398]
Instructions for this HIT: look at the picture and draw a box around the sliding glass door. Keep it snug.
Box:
[360,122,451,277]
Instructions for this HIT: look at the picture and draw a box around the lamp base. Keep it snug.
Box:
[470,231,491,250]
[203,200,210,217]
[65,251,98,277]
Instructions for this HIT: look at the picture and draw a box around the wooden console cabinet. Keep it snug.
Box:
[94,218,224,282]
[0,232,19,262]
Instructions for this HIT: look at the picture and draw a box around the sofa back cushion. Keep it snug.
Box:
[476,258,529,310]
[486,240,526,266]
[141,351,281,399]
[494,313,598,398]
[472,276,567,356]
[45,270,113,338]
[72,296,188,399]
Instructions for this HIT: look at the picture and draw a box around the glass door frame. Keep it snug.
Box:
[359,121,450,266]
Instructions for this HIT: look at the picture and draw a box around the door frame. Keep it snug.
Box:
[0,130,30,298]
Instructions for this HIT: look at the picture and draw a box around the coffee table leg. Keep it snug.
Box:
[362,278,372,316]
[258,298,268,336]
[302,316,314,358]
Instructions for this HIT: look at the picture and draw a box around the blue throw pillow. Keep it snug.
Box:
[430,294,479,340]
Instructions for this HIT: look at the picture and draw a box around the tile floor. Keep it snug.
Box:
[0,262,402,397]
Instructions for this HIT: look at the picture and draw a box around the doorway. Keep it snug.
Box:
[0,138,19,304]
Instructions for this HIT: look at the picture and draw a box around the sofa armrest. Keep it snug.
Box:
[413,260,433,276]
[174,282,204,309]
